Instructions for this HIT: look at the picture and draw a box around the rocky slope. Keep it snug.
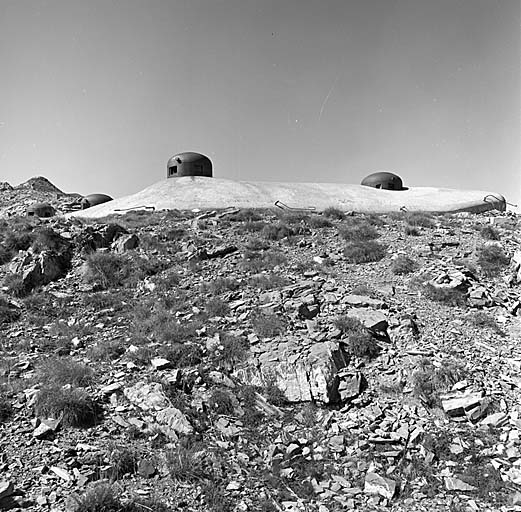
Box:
[0,177,81,218]
[0,201,521,512]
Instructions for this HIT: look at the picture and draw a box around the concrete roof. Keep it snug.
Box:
[69,177,505,218]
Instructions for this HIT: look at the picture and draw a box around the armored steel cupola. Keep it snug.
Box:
[167,152,212,178]
[361,172,404,190]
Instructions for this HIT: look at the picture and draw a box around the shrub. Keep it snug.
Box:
[466,311,503,334]
[404,225,420,236]
[201,277,239,295]
[406,212,435,228]
[35,386,100,427]
[166,443,208,482]
[83,252,130,288]
[343,241,387,263]
[158,343,203,367]
[261,222,294,240]
[308,215,332,229]
[391,255,418,275]
[323,207,346,220]
[412,358,466,407]
[208,388,236,415]
[423,283,467,307]
[87,340,126,362]
[0,395,13,422]
[240,220,267,233]
[334,316,379,358]
[477,245,509,276]
[227,209,263,222]
[211,334,249,369]
[244,237,270,251]
[106,443,139,480]
[480,225,501,241]
[251,311,287,337]
[248,273,290,290]
[0,297,20,324]
[240,250,287,273]
[70,483,171,512]
[0,246,12,265]
[2,273,28,298]
[36,357,94,387]
[205,297,230,317]
[338,221,379,242]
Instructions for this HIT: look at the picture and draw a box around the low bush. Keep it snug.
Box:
[323,207,346,220]
[200,277,239,295]
[261,222,294,240]
[240,250,287,273]
[87,340,126,362]
[204,297,230,317]
[334,316,379,358]
[2,273,28,298]
[166,442,208,482]
[211,333,249,370]
[480,225,501,241]
[0,297,20,324]
[391,255,418,275]
[308,215,332,229]
[406,212,436,228]
[343,241,387,263]
[0,395,13,422]
[251,311,287,337]
[404,225,420,236]
[36,357,94,387]
[466,311,503,334]
[83,252,130,288]
[106,443,139,480]
[35,386,100,427]
[248,273,290,290]
[338,221,379,242]
[477,245,510,276]
[158,343,203,367]
[423,283,467,307]
[70,483,171,512]
[412,358,466,407]
[37,357,94,387]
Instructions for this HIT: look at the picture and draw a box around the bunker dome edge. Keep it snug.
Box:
[167,152,212,178]
[361,172,405,190]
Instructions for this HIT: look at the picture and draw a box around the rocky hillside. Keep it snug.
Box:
[0,205,521,512]
[0,177,81,217]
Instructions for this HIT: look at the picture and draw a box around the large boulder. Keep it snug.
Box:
[9,246,72,293]
[235,339,350,404]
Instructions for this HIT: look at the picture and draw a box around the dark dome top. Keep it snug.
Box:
[361,172,404,191]
[167,152,211,165]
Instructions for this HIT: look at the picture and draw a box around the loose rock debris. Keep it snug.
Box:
[0,190,520,511]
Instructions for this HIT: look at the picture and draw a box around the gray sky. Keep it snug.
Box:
[1,0,519,205]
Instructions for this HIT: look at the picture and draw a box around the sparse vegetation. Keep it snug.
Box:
[423,283,467,306]
[412,358,466,407]
[477,244,510,276]
[343,240,387,263]
[480,225,501,241]
[338,221,379,241]
[391,254,418,275]
[34,386,100,427]
[334,316,380,358]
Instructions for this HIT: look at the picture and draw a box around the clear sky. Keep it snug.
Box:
[1,0,519,205]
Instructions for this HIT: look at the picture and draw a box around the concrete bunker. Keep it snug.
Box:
[27,202,56,218]
[81,193,113,210]
[361,172,405,190]
[167,152,212,179]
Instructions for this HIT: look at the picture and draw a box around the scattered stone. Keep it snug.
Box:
[364,472,396,499]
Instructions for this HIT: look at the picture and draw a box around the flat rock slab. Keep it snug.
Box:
[69,177,505,218]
